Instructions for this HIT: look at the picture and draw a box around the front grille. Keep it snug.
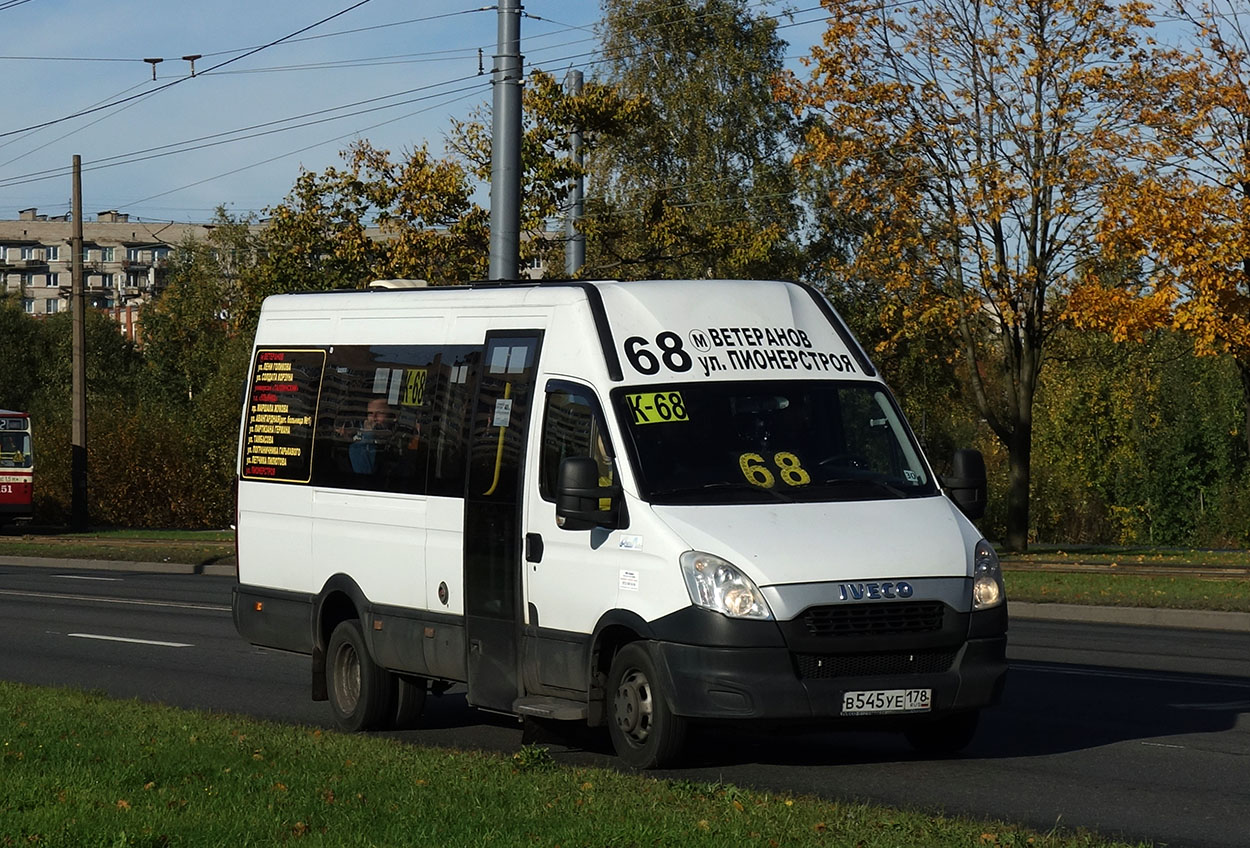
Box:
[801,601,946,637]
[794,649,957,680]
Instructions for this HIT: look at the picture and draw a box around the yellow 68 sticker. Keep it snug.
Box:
[739,452,811,488]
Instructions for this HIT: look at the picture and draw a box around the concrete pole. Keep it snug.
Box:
[70,155,88,530]
[564,69,585,278]
[488,0,523,281]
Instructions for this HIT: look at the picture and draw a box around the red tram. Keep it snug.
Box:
[0,410,33,523]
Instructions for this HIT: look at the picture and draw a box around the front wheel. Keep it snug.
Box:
[326,619,394,732]
[607,642,686,769]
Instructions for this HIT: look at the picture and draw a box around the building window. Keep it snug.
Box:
[21,247,37,260]
[45,272,59,287]
[126,247,143,262]
[22,298,33,314]
[153,247,171,262]
[46,245,59,261]
[45,298,59,314]
[101,247,115,262]
[101,273,115,289]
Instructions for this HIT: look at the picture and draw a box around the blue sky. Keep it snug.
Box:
[0,1,828,224]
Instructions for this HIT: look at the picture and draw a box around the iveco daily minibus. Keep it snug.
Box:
[233,278,1006,768]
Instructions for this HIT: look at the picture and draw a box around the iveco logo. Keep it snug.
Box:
[838,581,914,601]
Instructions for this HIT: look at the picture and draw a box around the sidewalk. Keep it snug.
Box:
[4,555,1249,633]
[0,555,236,577]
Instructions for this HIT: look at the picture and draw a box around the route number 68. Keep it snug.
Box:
[740,452,811,488]
[623,333,692,375]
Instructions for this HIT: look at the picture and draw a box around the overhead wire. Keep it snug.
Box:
[5,0,831,215]
[0,0,377,140]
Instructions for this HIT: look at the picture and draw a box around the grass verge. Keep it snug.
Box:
[0,528,233,565]
[0,682,1146,848]
[1003,570,1250,612]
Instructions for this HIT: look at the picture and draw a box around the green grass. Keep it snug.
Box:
[1003,570,1250,612]
[1002,546,1250,569]
[0,682,1147,848]
[0,528,233,565]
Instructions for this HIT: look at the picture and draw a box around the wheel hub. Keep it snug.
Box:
[614,669,653,742]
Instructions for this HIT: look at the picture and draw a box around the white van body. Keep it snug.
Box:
[233,279,1007,767]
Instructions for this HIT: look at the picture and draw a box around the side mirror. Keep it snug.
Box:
[555,456,624,531]
[944,448,987,520]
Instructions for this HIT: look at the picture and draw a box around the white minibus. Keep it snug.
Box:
[233,278,1006,768]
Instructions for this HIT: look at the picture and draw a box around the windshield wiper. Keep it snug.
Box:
[650,481,792,502]
[817,477,910,499]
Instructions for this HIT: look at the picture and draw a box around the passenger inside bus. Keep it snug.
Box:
[350,398,397,474]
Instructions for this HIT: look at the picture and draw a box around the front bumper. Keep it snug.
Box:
[645,602,1008,722]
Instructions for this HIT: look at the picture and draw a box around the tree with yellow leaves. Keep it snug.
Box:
[779,0,1155,550]
[1067,0,1250,456]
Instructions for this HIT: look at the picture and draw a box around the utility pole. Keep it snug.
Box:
[488,0,523,281]
[564,69,585,278]
[70,155,88,531]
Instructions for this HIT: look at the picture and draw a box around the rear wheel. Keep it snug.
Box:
[326,619,394,732]
[904,710,980,755]
[607,642,686,769]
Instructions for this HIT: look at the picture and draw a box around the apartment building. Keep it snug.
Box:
[0,208,216,320]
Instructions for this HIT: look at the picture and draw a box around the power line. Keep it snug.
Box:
[0,0,377,140]
[123,86,490,211]
[0,75,490,189]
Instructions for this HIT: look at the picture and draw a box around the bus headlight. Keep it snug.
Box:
[972,539,1005,610]
[680,551,774,620]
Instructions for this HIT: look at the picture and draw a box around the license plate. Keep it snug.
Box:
[841,688,932,715]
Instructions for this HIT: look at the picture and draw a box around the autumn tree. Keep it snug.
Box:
[1066,0,1250,457]
[583,0,801,280]
[779,0,1154,550]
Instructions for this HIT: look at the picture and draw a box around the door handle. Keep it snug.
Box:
[525,532,544,563]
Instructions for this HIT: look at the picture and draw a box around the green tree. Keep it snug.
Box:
[446,69,642,278]
[0,294,54,412]
[584,0,801,280]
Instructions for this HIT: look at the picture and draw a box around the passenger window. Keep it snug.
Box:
[539,387,615,501]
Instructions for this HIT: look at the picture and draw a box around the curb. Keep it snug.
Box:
[1010,601,1250,633]
[0,556,236,577]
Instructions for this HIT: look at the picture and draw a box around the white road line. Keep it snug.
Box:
[55,575,122,582]
[69,633,193,648]
[0,588,228,612]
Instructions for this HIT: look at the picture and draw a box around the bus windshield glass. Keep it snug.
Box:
[0,430,31,468]
[611,380,937,505]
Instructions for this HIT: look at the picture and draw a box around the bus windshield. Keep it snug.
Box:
[0,431,31,468]
[611,380,937,505]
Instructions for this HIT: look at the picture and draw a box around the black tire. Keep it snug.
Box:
[326,619,394,732]
[904,710,980,755]
[389,674,428,730]
[606,642,686,769]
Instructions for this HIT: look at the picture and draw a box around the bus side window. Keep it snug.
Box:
[539,387,615,502]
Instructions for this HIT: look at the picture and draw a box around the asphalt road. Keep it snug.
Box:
[1,563,1248,848]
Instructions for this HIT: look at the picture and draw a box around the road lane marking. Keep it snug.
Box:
[0,589,228,612]
[55,575,122,582]
[69,633,193,648]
